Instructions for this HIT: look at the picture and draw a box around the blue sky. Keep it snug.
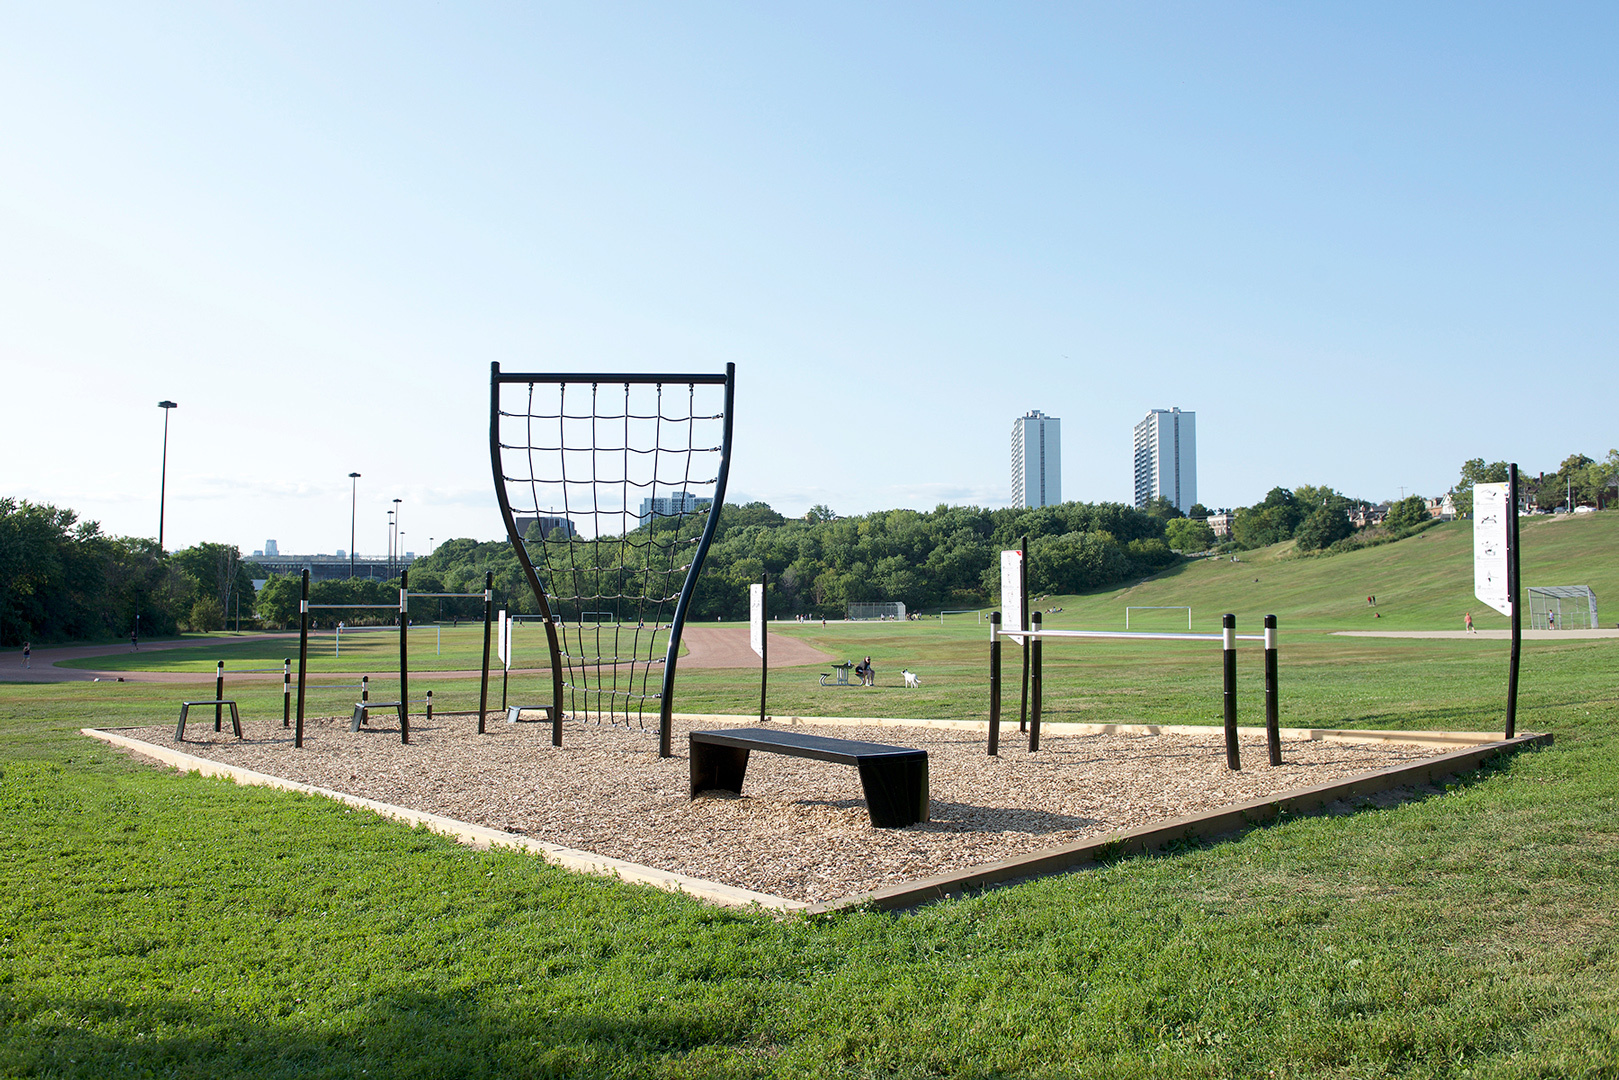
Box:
[2,3,1613,557]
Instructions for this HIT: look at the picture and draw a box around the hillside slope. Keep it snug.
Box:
[1041,511,1618,633]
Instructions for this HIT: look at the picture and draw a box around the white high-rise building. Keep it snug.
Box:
[1011,410,1061,508]
[1133,408,1197,513]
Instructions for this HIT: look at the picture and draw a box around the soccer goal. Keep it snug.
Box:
[847,601,907,621]
[1526,585,1598,630]
[490,363,735,756]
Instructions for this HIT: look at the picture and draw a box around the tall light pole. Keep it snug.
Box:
[392,498,402,578]
[386,510,395,578]
[348,472,361,578]
[157,401,178,552]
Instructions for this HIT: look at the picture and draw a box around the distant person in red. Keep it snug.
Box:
[1464,612,1474,633]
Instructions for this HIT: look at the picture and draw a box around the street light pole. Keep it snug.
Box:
[386,511,394,579]
[392,498,402,579]
[348,472,361,578]
[157,400,178,552]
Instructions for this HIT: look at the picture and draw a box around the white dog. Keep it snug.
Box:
[902,669,921,688]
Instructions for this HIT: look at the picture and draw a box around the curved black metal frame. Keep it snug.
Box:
[489,361,735,757]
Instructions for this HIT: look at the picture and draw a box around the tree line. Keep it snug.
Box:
[0,499,257,646]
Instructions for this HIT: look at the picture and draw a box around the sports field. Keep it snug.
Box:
[3,514,1616,1076]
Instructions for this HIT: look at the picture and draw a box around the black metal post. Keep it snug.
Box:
[1507,464,1521,739]
[282,658,290,727]
[425,689,433,721]
[214,661,224,731]
[1018,534,1030,733]
[988,611,1002,756]
[295,570,309,748]
[348,472,360,578]
[1222,613,1240,770]
[1029,611,1043,751]
[759,572,769,724]
[398,570,409,744]
[1264,614,1280,766]
[478,572,493,734]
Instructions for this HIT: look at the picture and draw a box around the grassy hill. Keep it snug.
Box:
[1041,511,1619,634]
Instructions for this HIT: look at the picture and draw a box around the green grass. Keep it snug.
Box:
[4,518,1619,1076]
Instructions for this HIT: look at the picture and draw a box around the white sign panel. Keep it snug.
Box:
[1000,549,1025,632]
[1473,483,1512,616]
[496,610,513,669]
[749,583,765,658]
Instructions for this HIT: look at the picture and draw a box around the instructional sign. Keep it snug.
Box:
[749,583,765,658]
[496,610,513,670]
[1474,483,1512,616]
[1000,549,1025,633]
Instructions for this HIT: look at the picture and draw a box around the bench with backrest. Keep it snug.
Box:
[174,699,242,741]
[689,727,929,828]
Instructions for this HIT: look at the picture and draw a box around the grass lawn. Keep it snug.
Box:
[4,520,1618,1076]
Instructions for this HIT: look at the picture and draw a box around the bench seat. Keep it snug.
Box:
[689,727,928,828]
[175,699,241,741]
[352,701,409,744]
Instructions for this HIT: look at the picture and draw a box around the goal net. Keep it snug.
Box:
[490,363,735,756]
[1526,585,1598,630]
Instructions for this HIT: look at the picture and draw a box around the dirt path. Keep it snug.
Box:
[10,627,832,685]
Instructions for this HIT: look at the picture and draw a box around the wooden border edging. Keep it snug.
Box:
[80,728,806,912]
[798,732,1553,915]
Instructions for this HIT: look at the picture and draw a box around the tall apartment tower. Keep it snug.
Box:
[1011,410,1061,508]
[1133,407,1197,513]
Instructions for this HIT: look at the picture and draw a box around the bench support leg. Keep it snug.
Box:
[228,702,243,739]
[175,703,191,742]
[351,705,367,732]
[857,757,930,828]
[690,743,751,798]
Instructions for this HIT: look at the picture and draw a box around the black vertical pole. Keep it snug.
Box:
[398,570,409,744]
[214,661,224,731]
[988,612,1002,756]
[1029,611,1043,752]
[1018,535,1030,733]
[1222,613,1240,770]
[426,689,433,721]
[478,572,493,734]
[1264,614,1280,766]
[282,658,290,727]
[759,572,769,724]
[295,570,309,748]
[1506,464,1521,739]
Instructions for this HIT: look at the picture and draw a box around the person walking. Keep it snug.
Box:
[131,628,139,651]
[22,642,30,668]
[1464,612,1474,634]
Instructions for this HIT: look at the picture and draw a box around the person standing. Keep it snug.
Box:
[131,628,139,651]
[22,642,30,668]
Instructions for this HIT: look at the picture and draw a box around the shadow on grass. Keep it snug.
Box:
[1,988,758,1079]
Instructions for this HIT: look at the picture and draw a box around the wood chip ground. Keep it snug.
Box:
[117,715,1445,904]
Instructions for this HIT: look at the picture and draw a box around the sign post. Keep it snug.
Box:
[750,576,768,723]
[1474,468,1521,737]
[1002,541,1030,732]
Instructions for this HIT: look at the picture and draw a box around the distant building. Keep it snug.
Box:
[1133,408,1197,514]
[265,539,279,557]
[513,515,578,541]
[638,492,713,526]
[1207,510,1234,538]
[1011,410,1062,508]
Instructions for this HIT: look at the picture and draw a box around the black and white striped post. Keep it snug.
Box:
[1029,610,1043,752]
[282,658,291,727]
[988,611,1002,756]
[398,570,410,744]
[214,661,225,732]
[361,674,369,714]
[1222,613,1240,771]
[478,571,493,734]
[425,689,433,721]
[295,570,309,748]
[1264,614,1281,766]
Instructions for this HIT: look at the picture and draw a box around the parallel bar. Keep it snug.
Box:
[1004,629,1266,642]
[494,371,729,385]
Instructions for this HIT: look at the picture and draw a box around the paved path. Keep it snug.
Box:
[1334,629,1619,640]
[9,627,833,685]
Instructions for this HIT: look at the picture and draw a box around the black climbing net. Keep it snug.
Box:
[490,366,734,738]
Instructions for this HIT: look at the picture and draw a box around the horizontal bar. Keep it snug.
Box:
[495,371,728,386]
[1004,629,1266,642]
[407,592,487,598]
[307,604,402,610]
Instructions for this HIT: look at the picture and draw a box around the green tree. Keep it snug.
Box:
[1294,506,1354,551]
[1164,517,1216,552]
[1141,496,1184,522]
[255,575,302,629]
[1383,495,1429,531]
[1451,459,1510,516]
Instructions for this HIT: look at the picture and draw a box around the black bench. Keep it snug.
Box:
[174,700,241,741]
[689,728,929,828]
